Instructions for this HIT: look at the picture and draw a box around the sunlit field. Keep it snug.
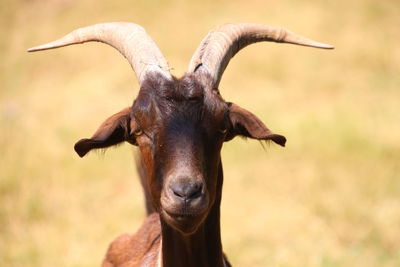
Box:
[1,0,399,266]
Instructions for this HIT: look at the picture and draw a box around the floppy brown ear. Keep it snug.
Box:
[74,107,133,157]
[225,103,286,146]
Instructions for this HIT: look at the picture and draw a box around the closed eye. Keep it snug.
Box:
[219,108,230,135]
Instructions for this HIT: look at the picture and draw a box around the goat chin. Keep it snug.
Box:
[161,207,209,235]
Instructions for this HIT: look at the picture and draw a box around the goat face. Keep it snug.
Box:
[137,73,227,234]
[74,72,286,234]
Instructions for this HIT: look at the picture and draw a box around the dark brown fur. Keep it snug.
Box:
[75,72,285,267]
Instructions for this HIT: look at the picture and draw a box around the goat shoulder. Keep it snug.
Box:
[102,213,161,267]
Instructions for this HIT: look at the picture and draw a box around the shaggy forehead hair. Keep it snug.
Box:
[132,73,225,132]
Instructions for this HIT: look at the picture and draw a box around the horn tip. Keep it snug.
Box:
[27,42,65,52]
[27,45,48,52]
[27,47,37,52]
[319,43,334,49]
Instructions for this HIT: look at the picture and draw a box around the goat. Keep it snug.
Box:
[28,22,333,267]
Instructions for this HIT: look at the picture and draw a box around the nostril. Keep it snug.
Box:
[172,188,184,198]
[170,182,203,201]
[189,183,202,199]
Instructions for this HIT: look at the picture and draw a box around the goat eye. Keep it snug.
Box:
[133,129,144,137]
[219,127,227,134]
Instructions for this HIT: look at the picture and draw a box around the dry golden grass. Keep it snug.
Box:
[1,0,399,266]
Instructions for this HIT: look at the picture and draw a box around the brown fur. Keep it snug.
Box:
[102,213,161,267]
[75,72,284,266]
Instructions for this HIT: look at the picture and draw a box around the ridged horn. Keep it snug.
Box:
[188,23,334,87]
[28,22,172,84]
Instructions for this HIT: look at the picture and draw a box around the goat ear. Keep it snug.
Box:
[74,107,134,157]
[225,103,286,146]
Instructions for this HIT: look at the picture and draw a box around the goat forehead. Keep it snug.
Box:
[133,88,224,127]
[138,72,205,100]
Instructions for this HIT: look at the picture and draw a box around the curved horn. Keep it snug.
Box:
[188,23,334,87]
[28,22,172,84]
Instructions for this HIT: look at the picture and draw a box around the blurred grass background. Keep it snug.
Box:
[1,0,399,266]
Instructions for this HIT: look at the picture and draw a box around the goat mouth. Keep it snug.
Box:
[160,193,209,219]
[161,208,207,234]
[163,209,201,220]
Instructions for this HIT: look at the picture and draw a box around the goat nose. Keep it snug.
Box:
[170,182,203,202]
